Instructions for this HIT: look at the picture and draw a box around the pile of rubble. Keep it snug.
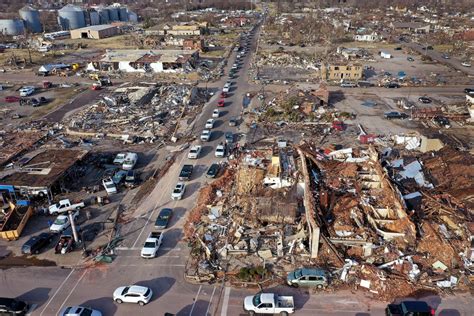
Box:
[256,51,318,70]
[64,83,206,142]
[183,140,474,301]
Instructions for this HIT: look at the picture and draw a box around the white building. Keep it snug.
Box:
[354,32,380,42]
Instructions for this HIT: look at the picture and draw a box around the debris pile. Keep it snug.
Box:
[256,51,319,70]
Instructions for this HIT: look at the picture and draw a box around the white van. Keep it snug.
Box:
[122,152,138,170]
[19,86,35,97]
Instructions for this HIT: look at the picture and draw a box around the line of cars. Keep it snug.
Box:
[102,152,138,195]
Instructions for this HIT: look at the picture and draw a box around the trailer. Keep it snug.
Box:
[0,202,33,241]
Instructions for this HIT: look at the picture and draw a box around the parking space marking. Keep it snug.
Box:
[39,268,75,316]
[55,269,88,314]
[220,287,231,316]
[205,286,217,316]
[189,285,202,316]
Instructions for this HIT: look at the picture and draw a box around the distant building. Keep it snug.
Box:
[321,63,363,81]
[183,38,204,51]
[390,22,431,34]
[354,32,380,42]
[224,17,250,27]
[88,49,199,73]
[70,25,118,39]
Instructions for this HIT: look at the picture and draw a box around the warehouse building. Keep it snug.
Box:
[70,25,118,39]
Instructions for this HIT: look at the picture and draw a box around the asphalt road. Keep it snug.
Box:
[44,88,103,122]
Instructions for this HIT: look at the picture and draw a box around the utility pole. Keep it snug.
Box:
[69,211,80,243]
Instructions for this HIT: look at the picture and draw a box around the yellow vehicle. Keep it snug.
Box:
[0,202,33,241]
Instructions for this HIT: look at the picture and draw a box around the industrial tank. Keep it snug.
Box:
[58,4,86,30]
[107,6,119,22]
[88,9,100,25]
[0,19,24,35]
[19,5,42,33]
[118,7,128,22]
[97,7,110,25]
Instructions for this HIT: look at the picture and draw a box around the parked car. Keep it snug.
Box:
[340,82,357,88]
[4,96,20,103]
[140,231,163,258]
[205,119,215,129]
[188,145,202,159]
[385,82,400,89]
[30,98,40,107]
[220,92,227,98]
[171,182,186,200]
[122,152,138,170]
[102,178,117,194]
[39,96,48,104]
[50,210,79,233]
[384,111,408,119]
[461,61,472,67]
[113,285,152,306]
[206,163,220,178]
[217,99,225,107]
[212,109,220,118]
[0,298,29,315]
[201,130,211,142]
[229,117,237,127]
[113,153,126,165]
[124,170,137,187]
[441,54,450,59]
[19,86,35,97]
[179,164,193,181]
[59,306,102,316]
[225,132,234,144]
[407,57,414,62]
[112,170,128,185]
[386,301,435,316]
[464,88,474,95]
[215,144,226,158]
[287,268,329,288]
[418,96,432,103]
[48,199,85,216]
[243,293,295,315]
[21,232,54,255]
[154,208,172,229]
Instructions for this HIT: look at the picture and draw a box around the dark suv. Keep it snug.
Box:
[386,301,434,316]
[384,111,408,120]
[0,297,29,315]
[21,232,54,255]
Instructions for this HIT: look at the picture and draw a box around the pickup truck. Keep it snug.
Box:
[386,301,434,316]
[48,199,85,216]
[179,164,193,181]
[140,232,163,258]
[188,145,202,159]
[243,293,295,315]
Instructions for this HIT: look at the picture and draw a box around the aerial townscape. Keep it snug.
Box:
[0,0,473,315]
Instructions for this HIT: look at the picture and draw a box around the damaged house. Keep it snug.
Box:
[87,49,199,73]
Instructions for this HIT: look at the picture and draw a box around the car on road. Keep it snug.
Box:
[206,163,220,178]
[171,182,186,200]
[287,268,329,288]
[229,117,237,127]
[217,99,225,107]
[407,57,414,62]
[464,88,474,95]
[59,305,102,316]
[179,164,193,181]
[205,119,215,129]
[215,144,226,158]
[154,208,172,229]
[102,178,117,194]
[21,232,54,255]
[386,301,435,316]
[433,116,450,128]
[4,96,20,103]
[442,54,450,59]
[19,86,35,97]
[384,111,408,120]
[418,96,432,103]
[222,86,230,93]
[50,210,79,233]
[113,285,152,306]
[220,92,227,98]
[243,293,295,315]
[140,231,163,258]
[188,145,202,159]
[340,82,357,88]
[0,297,29,315]
[461,61,472,67]
[212,109,220,118]
[201,130,211,142]
[385,82,400,89]
[30,98,40,107]
[225,132,234,144]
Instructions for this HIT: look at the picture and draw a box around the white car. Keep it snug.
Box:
[461,61,472,67]
[205,119,215,129]
[102,178,117,194]
[19,86,35,97]
[215,144,226,158]
[212,109,220,118]
[59,306,102,316]
[188,145,202,159]
[113,285,152,306]
[50,210,79,233]
[201,130,211,142]
[113,153,126,165]
[171,182,186,200]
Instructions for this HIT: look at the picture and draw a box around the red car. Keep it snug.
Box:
[217,99,225,107]
[220,92,227,98]
[5,96,20,103]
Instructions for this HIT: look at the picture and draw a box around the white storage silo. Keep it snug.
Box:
[0,19,25,35]
[118,7,128,22]
[58,4,86,30]
[107,6,119,22]
[19,5,42,33]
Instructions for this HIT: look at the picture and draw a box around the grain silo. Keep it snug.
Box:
[19,5,42,33]
[88,9,100,26]
[118,7,128,22]
[96,7,110,25]
[107,6,119,22]
[128,10,138,23]
[0,19,25,35]
[58,4,86,30]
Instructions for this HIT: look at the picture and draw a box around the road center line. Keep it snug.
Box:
[55,269,88,315]
[220,287,231,316]
[39,268,75,316]
[189,285,202,316]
